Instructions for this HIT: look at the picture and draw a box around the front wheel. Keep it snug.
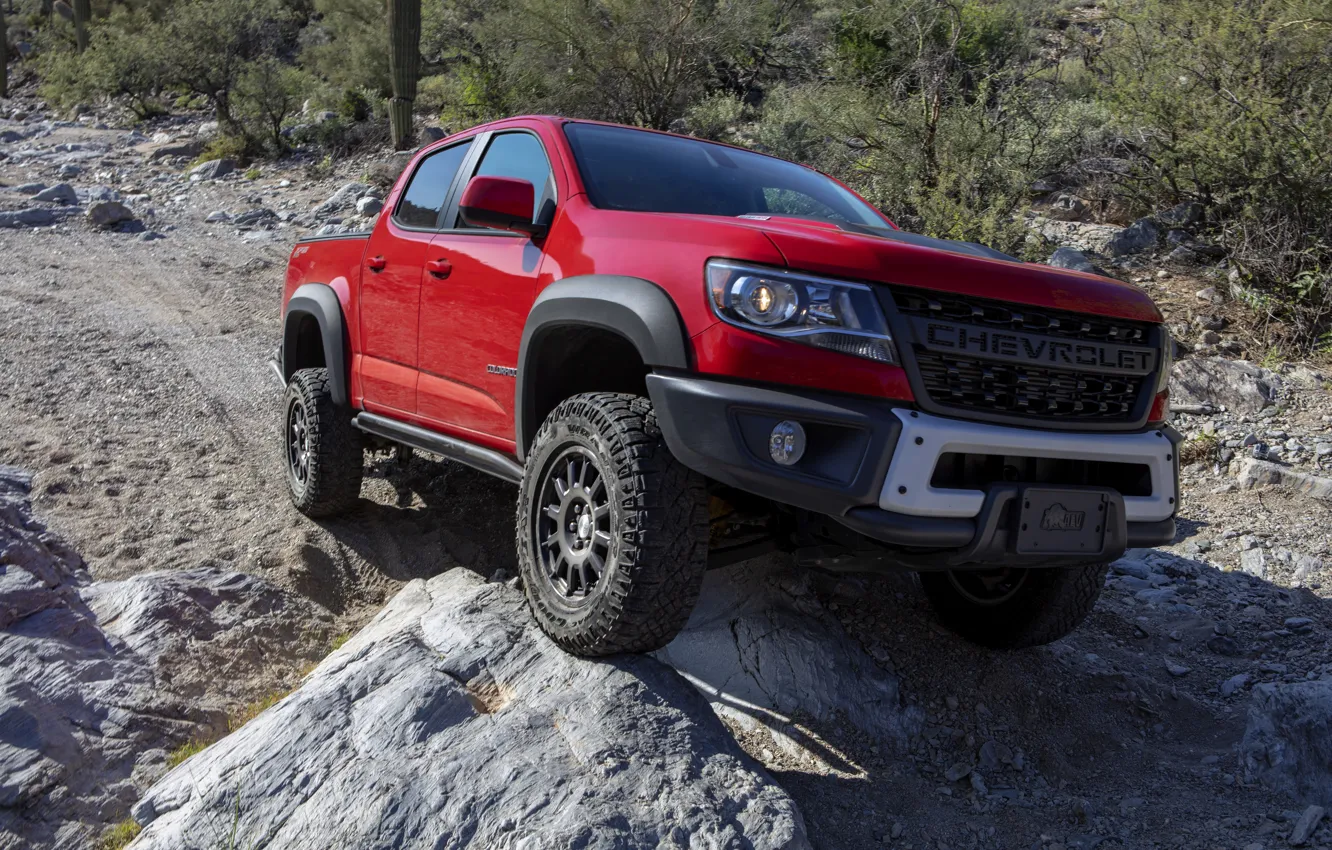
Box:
[516,392,709,656]
[919,562,1110,649]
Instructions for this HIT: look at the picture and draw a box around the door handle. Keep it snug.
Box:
[425,258,452,279]
[366,255,387,272]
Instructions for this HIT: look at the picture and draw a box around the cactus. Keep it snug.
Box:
[387,0,421,151]
[73,0,90,52]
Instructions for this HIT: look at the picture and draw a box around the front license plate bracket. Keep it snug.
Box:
[1015,488,1114,556]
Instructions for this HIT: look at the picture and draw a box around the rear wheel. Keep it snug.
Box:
[517,392,708,656]
[283,368,364,517]
[919,562,1109,649]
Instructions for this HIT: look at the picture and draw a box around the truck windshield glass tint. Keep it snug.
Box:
[564,122,887,227]
[396,140,473,229]
[471,133,554,223]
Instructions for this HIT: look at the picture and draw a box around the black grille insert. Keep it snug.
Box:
[891,286,1157,424]
[892,287,1151,345]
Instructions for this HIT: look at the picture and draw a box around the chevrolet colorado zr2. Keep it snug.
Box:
[275,116,1180,656]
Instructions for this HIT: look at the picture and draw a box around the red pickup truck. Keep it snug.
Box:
[277,115,1179,656]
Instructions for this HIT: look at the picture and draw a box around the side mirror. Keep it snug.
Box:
[458,176,544,236]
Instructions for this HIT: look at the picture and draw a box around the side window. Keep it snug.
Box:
[460,132,554,228]
[394,140,472,229]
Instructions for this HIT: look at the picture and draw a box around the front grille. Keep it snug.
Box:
[891,287,1157,424]
[892,288,1150,345]
[914,351,1147,420]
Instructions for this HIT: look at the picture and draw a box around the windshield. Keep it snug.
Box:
[563,122,890,228]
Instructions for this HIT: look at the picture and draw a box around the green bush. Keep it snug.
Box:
[1095,0,1332,347]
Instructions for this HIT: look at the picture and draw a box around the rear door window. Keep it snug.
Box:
[395,140,473,229]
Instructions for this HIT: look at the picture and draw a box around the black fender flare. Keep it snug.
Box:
[515,275,689,460]
[282,283,350,406]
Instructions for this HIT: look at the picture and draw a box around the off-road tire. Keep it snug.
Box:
[919,562,1110,649]
[283,367,364,517]
[517,392,708,656]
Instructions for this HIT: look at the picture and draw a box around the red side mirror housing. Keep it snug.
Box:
[459,176,543,235]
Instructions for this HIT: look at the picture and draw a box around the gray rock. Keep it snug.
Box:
[148,140,206,162]
[86,200,136,229]
[1222,673,1252,698]
[232,208,276,227]
[1167,245,1201,265]
[137,231,166,242]
[1290,805,1326,846]
[1107,217,1160,256]
[204,210,231,223]
[1196,286,1223,304]
[83,185,120,203]
[655,559,920,743]
[1047,247,1098,274]
[1170,358,1281,414]
[313,181,370,218]
[1242,681,1332,807]
[0,470,220,846]
[190,158,235,180]
[420,126,448,143]
[0,208,63,228]
[1164,659,1192,677]
[1241,548,1268,579]
[57,163,81,179]
[128,569,808,849]
[1238,459,1332,502]
[1047,193,1089,221]
[15,182,45,195]
[1160,201,1204,227]
[33,183,77,205]
[355,196,383,216]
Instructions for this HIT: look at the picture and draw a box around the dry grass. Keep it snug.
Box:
[100,818,142,850]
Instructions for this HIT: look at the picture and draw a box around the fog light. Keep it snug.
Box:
[768,420,806,466]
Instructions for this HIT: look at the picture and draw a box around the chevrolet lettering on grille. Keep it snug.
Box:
[909,317,1157,376]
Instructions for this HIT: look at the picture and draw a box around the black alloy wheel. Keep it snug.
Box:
[534,446,613,603]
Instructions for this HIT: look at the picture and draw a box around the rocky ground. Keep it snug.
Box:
[0,94,1330,850]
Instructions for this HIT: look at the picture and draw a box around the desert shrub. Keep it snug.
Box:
[234,58,315,153]
[1095,0,1332,347]
[38,7,169,118]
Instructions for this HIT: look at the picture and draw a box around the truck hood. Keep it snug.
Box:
[739,216,1163,325]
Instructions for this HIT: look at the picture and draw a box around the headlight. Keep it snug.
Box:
[706,260,898,364]
[1156,326,1174,392]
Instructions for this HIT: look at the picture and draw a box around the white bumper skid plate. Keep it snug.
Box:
[878,410,1176,523]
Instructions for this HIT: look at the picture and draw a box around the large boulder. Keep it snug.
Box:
[655,559,920,745]
[86,201,136,229]
[1047,246,1099,274]
[0,467,330,849]
[1170,357,1281,414]
[1241,682,1332,807]
[128,570,808,850]
[189,158,235,181]
[32,183,76,205]
[1106,217,1160,257]
[0,468,213,847]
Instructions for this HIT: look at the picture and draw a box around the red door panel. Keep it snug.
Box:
[357,223,431,412]
[416,233,543,444]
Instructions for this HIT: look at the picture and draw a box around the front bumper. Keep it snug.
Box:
[647,372,1181,568]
